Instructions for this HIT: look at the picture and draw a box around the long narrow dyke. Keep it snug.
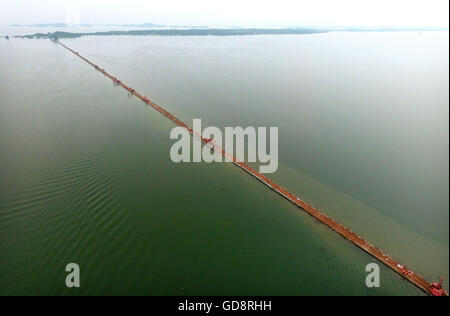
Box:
[58,40,434,295]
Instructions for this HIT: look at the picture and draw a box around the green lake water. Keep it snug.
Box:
[0,30,448,295]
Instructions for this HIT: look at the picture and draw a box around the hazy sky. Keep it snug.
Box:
[1,0,449,27]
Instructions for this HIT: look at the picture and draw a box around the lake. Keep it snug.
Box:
[0,29,448,295]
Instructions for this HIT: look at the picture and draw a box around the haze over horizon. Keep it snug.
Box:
[1,0,449,28]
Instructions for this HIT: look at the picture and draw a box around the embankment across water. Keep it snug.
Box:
[57,40,439,295]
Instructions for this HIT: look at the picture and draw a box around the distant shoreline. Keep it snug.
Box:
[13,28,326,39]
[5,27,449,39]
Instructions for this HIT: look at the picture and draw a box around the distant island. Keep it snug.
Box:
[14,28,328,39]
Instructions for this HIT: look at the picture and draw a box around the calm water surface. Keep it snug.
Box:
[0,30,448,295]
